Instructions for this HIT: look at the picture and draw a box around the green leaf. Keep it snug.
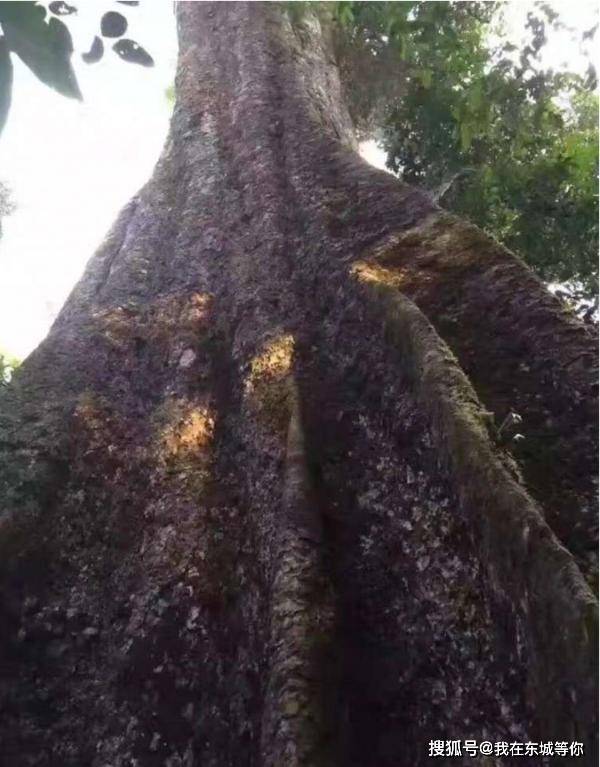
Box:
[418,68,433,89]
[48,2,77,16]
[397,33,408,60]
[0,2,81,99]
[336,2,354,27]
[82,35,103,64]
[460,121,473,151]
[112,39,153,67]
[100,11,127,39]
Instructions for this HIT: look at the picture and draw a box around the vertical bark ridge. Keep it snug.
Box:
[357,213,598,578]
[298,295,534,766]
[261,382,333,767]
[356,274,597,751]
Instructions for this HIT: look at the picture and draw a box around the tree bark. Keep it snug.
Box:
[0,4,597,766]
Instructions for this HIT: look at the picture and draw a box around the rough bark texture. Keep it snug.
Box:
[0,4,597,766]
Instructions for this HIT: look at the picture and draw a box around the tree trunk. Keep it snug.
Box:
[0,4,597,766]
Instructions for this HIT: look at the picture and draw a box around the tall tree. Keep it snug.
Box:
[0,4,597,766]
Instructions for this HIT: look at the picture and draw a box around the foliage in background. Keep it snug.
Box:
[0,350,20,384]
[332,2,497,133]
[0,1,152,135]
[329,1,598,305]
[1,1,597,308]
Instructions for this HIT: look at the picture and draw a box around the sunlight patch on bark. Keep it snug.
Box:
[248,334,295,381]
[92,305,139,351]
[245,334,296,434]
[351,260,408,289]
[92,292,212,354]
[158,399,214,462]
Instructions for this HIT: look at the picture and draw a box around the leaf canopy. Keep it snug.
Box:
[328,1,599,302]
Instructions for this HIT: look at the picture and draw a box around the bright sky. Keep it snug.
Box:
[0,1,597,359]
[0,1,177,358]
